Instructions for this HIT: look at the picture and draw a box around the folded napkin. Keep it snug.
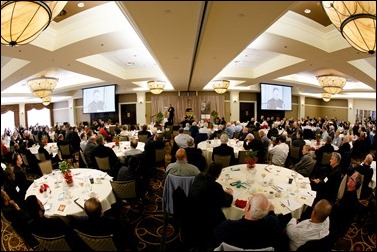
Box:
[235,199,247,209]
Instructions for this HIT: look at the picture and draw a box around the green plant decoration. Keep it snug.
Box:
[156,111,164,124]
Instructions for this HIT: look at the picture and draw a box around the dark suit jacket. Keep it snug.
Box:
[38,146,52,160]
[212,143,236,165]
[185,147,206,172]
[243,139,265,163]
[91,145,120,175]
[313,165,342,204]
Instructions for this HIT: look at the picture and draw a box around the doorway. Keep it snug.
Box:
[240,102,255,123]
[120,104,136,125]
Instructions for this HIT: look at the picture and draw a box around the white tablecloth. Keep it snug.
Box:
[25,168,116,217]
[197,139,244,165]
[217,164,315,220]
[104,141,145,163]
[304,139,339,151]
[29,142,58,155]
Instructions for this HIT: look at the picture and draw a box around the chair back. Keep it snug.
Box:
[21,153,29,166]
[155,147,166,167]
[38,153,47,161]
[296,234,335,252]
[59,144,72,159]
[32,233,71,251]
[137,134,148,143]
[110,180,137,200]
[183,130,191,136]
[232,131,240,139]
[95,156,111,171]
[290,146,301,164]
[214,154,231,168]
[194,133,208,146]
[38,160,53,175]
[74,229,117,251]
[119,136,129,141]
[79,150,88,168]
[162,174,195,215]
[321,152,332,166]
[214,242,274,251]
[238,150,247,164]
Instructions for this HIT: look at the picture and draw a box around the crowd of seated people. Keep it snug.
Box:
[1,114,375,250]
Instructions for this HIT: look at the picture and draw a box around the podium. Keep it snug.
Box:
[185,108,194,123]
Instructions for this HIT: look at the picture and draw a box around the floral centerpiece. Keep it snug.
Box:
[316,133,321,145]
[59,160,73,185]
[245,149,258,168]
[113,134,120,146]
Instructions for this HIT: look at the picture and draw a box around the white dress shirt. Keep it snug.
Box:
[268,143,289,166]
[174,133,194,148]
[286,217,330,251]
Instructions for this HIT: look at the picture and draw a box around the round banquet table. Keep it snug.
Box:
[197,139,244,165]
[29,142,59,157]
[105,141,145,163]
[25,168,116,217]
[217,164,316,220]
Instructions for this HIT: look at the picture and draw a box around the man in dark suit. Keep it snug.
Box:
[91,134,120,177]
[185,138,207,172]
[243,133,265,163]
[212,134,236,165]
[72,197,133,250]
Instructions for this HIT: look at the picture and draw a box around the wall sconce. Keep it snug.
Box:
[233,99,237,103]
[139,100,143,104]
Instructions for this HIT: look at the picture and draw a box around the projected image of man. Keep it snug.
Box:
[267,88,284,109]
[88,90,105,112]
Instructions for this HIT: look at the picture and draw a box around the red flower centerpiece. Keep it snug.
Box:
[316,134,321,145]
[113,135,120,146]
[245,149,258,169]
[59,161,73,186]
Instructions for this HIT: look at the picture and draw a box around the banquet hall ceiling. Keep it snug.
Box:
[1,1,376,105]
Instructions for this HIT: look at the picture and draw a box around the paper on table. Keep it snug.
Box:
[232,188,243,199]
[296,194,315,207]
[298,188,316,198]
[280,198,301,211]
[53,202,69,216]
[275,201,291,215]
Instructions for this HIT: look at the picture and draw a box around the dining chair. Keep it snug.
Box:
[238,150,247,164]
[289,146,301,164]
[213,154,232,168]
[38,160,53,175]
[59,144,72,160]
[320,152,332,167]
[95,156,111,172]
[137,134,148,143]
[214,242,274,251]
[79,150,88,168]
[21,153,30,167]
[32,233,71,251]
[119,136,129,141]
[74,229,117,251]
[38,153,47,161]
[155,147,166,168]
[110,180,143,215]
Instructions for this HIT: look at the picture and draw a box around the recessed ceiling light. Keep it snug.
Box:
[77,2,85,8]
[304,9,311,14]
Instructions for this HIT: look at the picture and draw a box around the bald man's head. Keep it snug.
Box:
[175,148,187,161]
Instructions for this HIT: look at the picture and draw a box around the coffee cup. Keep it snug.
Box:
[288,177,293,184]
[89,177,94,184]
[90,192,97,198]
[268,191,275,199]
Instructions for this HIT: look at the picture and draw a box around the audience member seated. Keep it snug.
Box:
[237,126,249,141]
[124,139,143,160]
[292,131,306,158]
[212,134,236,166]
[185,139,207,172]
[214,193,280,250]
[91,134,120,177]
[290,144,315,177]
[286,199,332,251]
[337,135,352,175]
[189,122,199,139]
[12,153,33,199]
[83,135,97,168]
[330,172,363,239]
[198,122,213,140]
[174,128,194,148]
[268,135,289,167]
[138,124,152,139]
[351,132,371,160]
[19,142,41,176]
[310,152,342,205]
[187,162,233,249]
[72,197,133,251]
[38,140,61,166]
[3,165,25,206]
[24,195,83,250]
[243,133,265,163]
[314,136,334,164]
[117,153,142,182]
[353,154,374,199]
[1,189,37,248]
[166,148,200,176]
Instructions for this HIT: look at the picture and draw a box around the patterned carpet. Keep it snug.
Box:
[1,150,376,251]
